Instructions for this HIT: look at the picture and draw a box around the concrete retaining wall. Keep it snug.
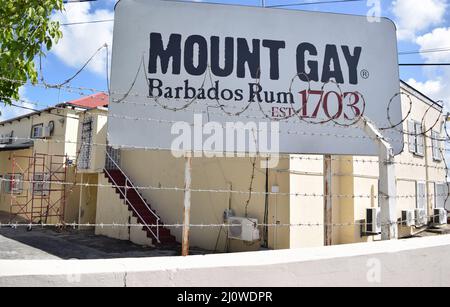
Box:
[1,235,450,287]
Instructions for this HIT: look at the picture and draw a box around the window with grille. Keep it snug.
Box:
[78,118,93,170]
[4,174,24,194]
[408,120,424,157]
[33,173,50,196]
[431,131,442,161]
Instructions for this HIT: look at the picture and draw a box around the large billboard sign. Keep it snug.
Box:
[109,0,403,156]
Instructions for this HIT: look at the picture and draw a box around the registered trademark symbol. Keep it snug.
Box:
[361,69,370,79]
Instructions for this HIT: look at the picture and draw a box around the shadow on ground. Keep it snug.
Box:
[0,212,209,260]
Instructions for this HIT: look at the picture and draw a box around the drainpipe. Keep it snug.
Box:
[323,155,332,246]
[78,173,84,229]
[424,127,431,218]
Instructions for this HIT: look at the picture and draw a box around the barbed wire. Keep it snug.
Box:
[0,212,444,230]
[0,135,448,171]
[2,96,446,151]
[2,57,446,141]
[0,40,449,239]
[1,176,448,200]
[4,99,448,149]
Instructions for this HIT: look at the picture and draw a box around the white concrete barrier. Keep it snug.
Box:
[1,235,450,287]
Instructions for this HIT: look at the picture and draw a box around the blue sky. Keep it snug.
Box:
[1,0,449,120]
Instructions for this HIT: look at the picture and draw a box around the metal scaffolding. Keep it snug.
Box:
[9,153,69,224]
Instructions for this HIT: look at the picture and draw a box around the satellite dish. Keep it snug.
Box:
[48,121,55,136]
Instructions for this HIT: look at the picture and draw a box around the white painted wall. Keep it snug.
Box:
[1,235,449,287]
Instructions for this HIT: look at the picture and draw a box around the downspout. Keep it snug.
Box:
[263,159,269,248]
[424,128,431,219]
[78,173,84,229]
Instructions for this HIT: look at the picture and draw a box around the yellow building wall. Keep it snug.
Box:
[118,151,281,252]
[65,173,98,225]
[0,107,104,225]
[76,110,108,174]
[288,155,324,248]
[341,85,446,242]
[93,84,447,251]
[95,174,153,246]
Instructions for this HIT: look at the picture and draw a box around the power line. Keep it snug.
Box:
[60,19,114,26]
[399,63,450,66]
[399,47,450,56]
[63,0,98,3]
[58,0,367,25]
[268,0,365,8]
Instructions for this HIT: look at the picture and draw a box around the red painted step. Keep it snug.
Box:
[104,169,178,245]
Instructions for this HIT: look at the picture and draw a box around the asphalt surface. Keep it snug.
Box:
[0,212,207,260]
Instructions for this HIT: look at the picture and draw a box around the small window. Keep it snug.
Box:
[408,120,424,157]
[33,173,50,196]
[416,181,426,210]
[431,131,442,161]
[435,183,448,209]
[4,174,24,194]
[31,124,44,139]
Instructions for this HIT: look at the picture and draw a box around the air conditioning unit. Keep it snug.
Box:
[227,217,260,242]
[415,209,428,226]
[433,208,447,225]
[42,126,52,138]
[401,210,415,227]
[365,208,381,234]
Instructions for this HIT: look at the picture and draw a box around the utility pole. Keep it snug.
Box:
[261,0,265,7]
[323,155,332,246]
[181,155,193,256]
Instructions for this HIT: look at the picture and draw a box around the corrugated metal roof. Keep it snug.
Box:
[65,93,109,109]
[0,93,109,126]
[0,141,34,152]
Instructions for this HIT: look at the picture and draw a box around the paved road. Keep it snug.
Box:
[0,226,187,259]
[0,211,209,260]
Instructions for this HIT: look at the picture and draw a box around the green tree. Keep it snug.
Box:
[0,0,64,105]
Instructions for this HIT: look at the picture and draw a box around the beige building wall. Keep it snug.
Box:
[0,106,105,225]
[95,174,153,246]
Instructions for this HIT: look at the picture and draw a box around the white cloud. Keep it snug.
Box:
[405,73,450,110]
[51,3,114,76]
[0,87,36,122]
[407,27,450,112]
[392,0,447,41]
[416,27,450,62]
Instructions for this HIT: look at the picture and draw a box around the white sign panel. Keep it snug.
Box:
[109,0,403,156]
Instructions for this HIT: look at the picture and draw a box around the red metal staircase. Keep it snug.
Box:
[104,152,176,246]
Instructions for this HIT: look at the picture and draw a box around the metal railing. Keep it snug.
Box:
[104,151,160,243]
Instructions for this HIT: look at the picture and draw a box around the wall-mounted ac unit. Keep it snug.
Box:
[433,208,447,225]
[0,131,13,144]
[415,209,427,226]
[401,210,415,227]
[366,208,381,234]
[227,217,260,242]
[42,126,53,138]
